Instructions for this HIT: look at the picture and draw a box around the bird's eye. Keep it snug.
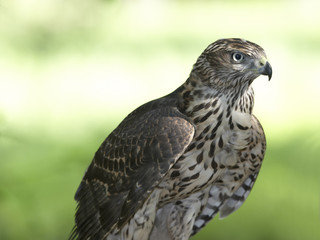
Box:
[232,52,244,62]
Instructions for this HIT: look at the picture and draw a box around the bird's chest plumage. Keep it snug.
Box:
[159,94,255,203]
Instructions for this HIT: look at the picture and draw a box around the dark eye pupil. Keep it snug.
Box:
[232,52,244,62]
[235,54,242,60]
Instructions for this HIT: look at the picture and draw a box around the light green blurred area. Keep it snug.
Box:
[0,0,319,239]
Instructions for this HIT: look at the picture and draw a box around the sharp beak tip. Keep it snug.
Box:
[268,72,272,81]
[260,61,272,81]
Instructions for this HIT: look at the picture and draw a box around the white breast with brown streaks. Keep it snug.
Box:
[158,89,258,205]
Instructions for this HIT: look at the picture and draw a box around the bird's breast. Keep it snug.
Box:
[158,96,256,204]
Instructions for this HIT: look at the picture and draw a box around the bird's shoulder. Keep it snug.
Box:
[114,90,193,137]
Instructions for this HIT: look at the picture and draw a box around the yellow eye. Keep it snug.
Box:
[232,52,244,62]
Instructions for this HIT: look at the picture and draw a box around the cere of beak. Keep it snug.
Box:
[259,61,272,81]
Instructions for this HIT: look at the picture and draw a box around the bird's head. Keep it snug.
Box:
[192,38,272,94]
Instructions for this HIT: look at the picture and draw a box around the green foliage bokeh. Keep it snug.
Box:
[0,0,319,239]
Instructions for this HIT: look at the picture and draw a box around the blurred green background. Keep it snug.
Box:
[0,0,319,239]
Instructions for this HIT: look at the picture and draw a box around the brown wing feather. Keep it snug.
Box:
[70,95,195,240]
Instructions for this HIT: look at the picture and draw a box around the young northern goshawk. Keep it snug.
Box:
[70,38,272,240]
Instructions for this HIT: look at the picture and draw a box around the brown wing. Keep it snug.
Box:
[70,98,195,240]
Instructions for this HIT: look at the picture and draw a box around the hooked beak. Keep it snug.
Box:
[259,61,272,81]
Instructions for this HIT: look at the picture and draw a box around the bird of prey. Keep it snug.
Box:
[70,38,272,240]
